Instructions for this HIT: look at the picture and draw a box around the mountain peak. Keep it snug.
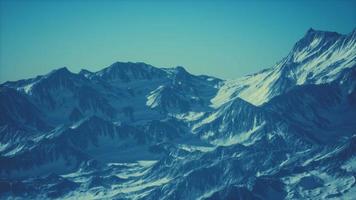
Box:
[302,28,341,41]
[44,67,74,80]
[79,69,93,78]
[306,27,316,34]
[79,69,92,74]
[289,28,344,60]
[224,97,258,111]
[165,66,194,83]
[175,66,187,73]
[108,61,154,70]
[50,67,71,75]
[96,61,166,82]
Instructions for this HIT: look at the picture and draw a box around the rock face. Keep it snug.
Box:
[0,28,355,199]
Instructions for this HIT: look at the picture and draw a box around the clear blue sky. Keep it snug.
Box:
[0,0,355,82]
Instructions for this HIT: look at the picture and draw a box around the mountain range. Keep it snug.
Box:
[0,28,355,199]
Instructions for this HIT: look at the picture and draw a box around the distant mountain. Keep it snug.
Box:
[0,28,355,199]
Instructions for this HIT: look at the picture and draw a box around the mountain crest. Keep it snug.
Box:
[304,28,341,38]
[95,61,166,82]
[47,67,72,77]
[292,28,342,55]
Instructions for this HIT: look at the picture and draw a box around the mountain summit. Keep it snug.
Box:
[212,28,356,107]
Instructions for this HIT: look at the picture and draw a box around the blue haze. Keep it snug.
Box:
[0,0,355,82]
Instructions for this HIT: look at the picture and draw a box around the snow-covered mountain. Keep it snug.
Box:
[0,28,355,199]
[212,28,356,107]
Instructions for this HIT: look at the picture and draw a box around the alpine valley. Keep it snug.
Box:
[0,28,355,200]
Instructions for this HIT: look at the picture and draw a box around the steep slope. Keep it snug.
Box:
[146,66,221,114]
[212,29,356,107]
[193,98,276,146]
[0,86,49,131]
[0,86,51,155]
